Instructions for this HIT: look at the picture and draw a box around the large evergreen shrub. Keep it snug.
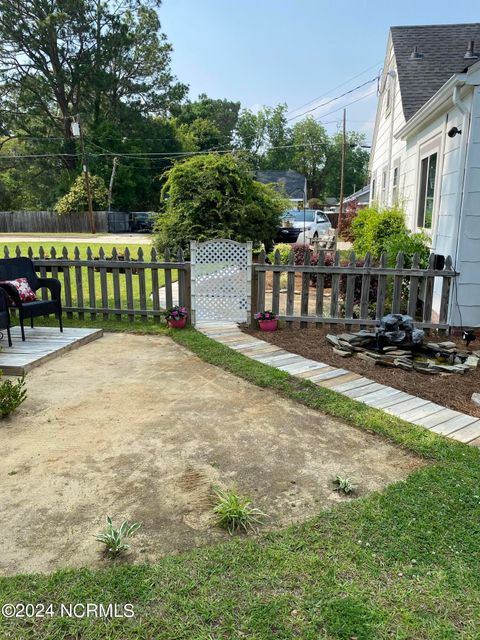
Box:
[154,154,287,254]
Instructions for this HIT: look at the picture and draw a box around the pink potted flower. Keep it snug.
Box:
[255,310,278,331]
[165,305,188,329]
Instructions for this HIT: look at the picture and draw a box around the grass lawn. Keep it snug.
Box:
[2,241,178,320]
[1,322,480,638]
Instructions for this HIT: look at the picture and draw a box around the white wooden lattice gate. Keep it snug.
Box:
[190,239,252,325]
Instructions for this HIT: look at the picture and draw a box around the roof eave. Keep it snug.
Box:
[395,73,467,140]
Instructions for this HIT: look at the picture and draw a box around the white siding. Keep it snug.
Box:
[370,40,480,326]
[454,85,480,326]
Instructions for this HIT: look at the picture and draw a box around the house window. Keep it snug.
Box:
[392,161,400,203]
[384,87,391,117]
[417,152,437,229]
[371,177,376,200]
[381,169,387,204]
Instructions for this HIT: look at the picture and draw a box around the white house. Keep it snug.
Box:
[369,23,480,327]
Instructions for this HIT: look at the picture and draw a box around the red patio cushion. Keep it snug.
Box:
[1,277,37,302]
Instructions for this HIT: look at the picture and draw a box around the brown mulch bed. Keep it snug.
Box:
[242,323,480,418]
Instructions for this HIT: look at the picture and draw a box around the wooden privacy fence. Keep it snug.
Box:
[6,245,190,322]
[252,249,457,330]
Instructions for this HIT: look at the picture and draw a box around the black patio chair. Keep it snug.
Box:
[0,287,12,347]
[0,257,62,341]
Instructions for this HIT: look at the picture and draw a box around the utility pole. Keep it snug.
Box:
[72,114,96,234]
[107,157,118,212]
[337,108,346,236]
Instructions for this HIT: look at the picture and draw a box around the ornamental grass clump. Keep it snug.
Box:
[333,475,356,495]
[95,517,141,557]
[213,487,266,535]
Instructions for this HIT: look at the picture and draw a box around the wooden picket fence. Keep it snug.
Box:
[252,249,457,330]
[5,245,190,323]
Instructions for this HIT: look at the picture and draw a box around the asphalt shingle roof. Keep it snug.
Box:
[391,23,480,120]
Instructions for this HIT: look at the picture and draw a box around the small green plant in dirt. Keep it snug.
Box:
[95,517,141,557]
[333,475,356,495]
[213,487,266,534]
[0,373,26,417]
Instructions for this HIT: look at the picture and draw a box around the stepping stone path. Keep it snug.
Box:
[196,321,480,447]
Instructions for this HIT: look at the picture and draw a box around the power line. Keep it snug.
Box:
[314,88,377,121]
[286,77,378,122]
[286,61,382,116]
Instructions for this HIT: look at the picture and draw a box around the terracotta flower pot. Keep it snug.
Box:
[168,317,187,329]
[258,318,278,332]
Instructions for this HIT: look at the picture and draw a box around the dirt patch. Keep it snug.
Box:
[243,324,480,417]
[0,333,422,575]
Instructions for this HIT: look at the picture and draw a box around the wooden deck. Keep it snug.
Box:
[0,327,103,375]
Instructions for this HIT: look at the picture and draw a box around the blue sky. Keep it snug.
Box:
[161,0,479,142]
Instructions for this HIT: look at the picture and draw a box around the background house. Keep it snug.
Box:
[343,185,370,210]
[369,23,480,327]
[255,169,307,207]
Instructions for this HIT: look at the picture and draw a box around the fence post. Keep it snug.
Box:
[408,253,420,319]
[257,249,266,315]
[150,247,160,324]
[300,250,310,328]
[359,251,372,328]
[286,249,295,329]
[62,246,73,319]
[271,249,281,317]
[344,251,356,330]
[438,255,453,334]
[250,264,258,326]
[422,253,436,332]
[315,250,325,328]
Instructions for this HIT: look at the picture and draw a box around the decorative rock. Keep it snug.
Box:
[333,347,352,357]
[337,340,355,352]
[357,352,376,363]
[326,335,340,347]
[472,393,480,407]
[466,355,479,368]
[394,359,413,370]
[438,341,456,349]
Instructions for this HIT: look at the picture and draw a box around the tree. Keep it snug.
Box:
[54,173,108,214]
[290,118,329,198]
[323,131,370,199]
[0,0,187,209]
[155,154,287,253]
[235,104,292,169]
[173,94,240,150]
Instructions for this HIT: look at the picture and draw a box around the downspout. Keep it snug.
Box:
[449,84,471,327]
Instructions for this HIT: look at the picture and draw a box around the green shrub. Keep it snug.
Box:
[384,230,430,268]
[351,203,406,258]
[155,154,288,255]
[268,243,291,264]
[0,373,26,417]
[54,174,108,214]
